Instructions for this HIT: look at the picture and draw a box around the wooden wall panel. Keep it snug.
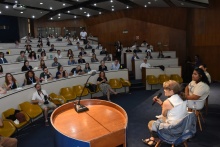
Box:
[187,0,220,81]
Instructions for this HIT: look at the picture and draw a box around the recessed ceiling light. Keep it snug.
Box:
[74,16,77,18]
[87,13,90,17]
[181,2,184,5]
[50,17,53,20]
[112,5,114,7]
[20,12,23,14]
[0,11,2,14]
[126,6,129,9]
[94,3,96,6]
[144,5,147,7]
[80,7,82,10]
[40,2,43,5]
[40,12,43,13]
[58,17,60,19]
[84,12,86,13]
[112,8,114,11]
[148,2,151,4]
[67,11,70,13]
[5,5,9,9]
[32,15,35,18]
[99,12,102,14]
[50,7,52,10]
[63,3,65,6]
[58,13,61,16]
[110,0,113,3]
[15,1,18,3]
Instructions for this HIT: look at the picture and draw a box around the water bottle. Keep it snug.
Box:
[45,75,47,82]
[192,101,197,113]
[74,70,76,76]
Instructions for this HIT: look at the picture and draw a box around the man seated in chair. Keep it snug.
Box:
[32,83,57,126]
[111,59,120,70]
[0,118,18,147]
[142,80,188,146]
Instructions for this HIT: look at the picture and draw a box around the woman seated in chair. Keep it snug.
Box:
[97,71,117,101]
[68,56,77,65]
[56,65,68,79]
[84,63,91,73]
[3,73,19,90]
[142,80,188,146]
[21,60,33,72]
[185,68,210,100]
[98,60,108,71]
[24,70,39,85]
[38,59,47,69]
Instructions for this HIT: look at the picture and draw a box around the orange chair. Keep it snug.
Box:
[146,75,159,90]
[120,78,131,93]
[72,85,89,97]
[49,93,66,105]
[0,120,16,137]
[158,74,170,84]
[60,87,77,101]
[85,83,100,98]
[109,79,122,92]
[170,74,183,84]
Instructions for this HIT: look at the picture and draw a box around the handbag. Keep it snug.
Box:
[86,84,97,92]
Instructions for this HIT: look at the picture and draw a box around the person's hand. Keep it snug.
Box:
[38,100,44,104]
[103,79,106,82]
[153,96,162,105]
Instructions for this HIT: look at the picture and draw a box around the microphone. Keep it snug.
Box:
[152,92,162,106]
[74,71,96,113]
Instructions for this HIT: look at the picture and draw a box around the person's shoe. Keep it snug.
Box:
[45,121,49,126]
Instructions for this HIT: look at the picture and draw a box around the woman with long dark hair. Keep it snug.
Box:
[185,67,210,100]
[3,73,18,90]
[21,60,33,72]
[24,70,39,85]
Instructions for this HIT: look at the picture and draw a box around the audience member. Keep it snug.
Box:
[25,45,32,54]
[56,65,68,79]
[111,59,120,70]
[21,60,33,72]
[80,29,87,44]
[49,44,56,52]
[85,41,92,49]
[91,54,99,62]
[78,55,86,64]
[67,38,73,45]
[75,42,81,50]
[0,52,8,64]
[24,70,39,85]
[115,41,123,63]
[46,37,50,47]
[16,51,27,62]
[37,44,44,53]
[79,48,87,56]
[125,47,132,52]
[140,58,151,69]
[52,57,61,67]
[39,59,47,69]
[15,40,20,48]
[133,46,142,53]
[145,45,152,53]
[66,49,74,57]
[40,51,47,60]
[100,48,107,55]
[68,56,77,65]
[142,80,187,146]
[145,52,153,59]
[32,83,57,126]
[3,73,18,90]
[131,53,140,61]
[157,50,164,58]
[97,71,117,101]
[103,53,111,61]
[28,51,37,61]
[99,60,108,71]
[96,43,103,50]
[69,65,84,76]
[55,50,62,58]
[90,49,96,56]
[0,65,3,74]
[199,64,211,83]
[141,40,148,47]
[0,118,17,147]
[40,67,53,81]
[185,68,210,100]
[84,63,91,73]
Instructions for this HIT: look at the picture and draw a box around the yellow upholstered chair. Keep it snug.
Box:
[120,78,131,93]
[109,79,123,92]
[85,83,100,98]
[19,102,43,122]
[158,74,170,84]
[146,75,159,90]
[60,87,77,101]
[170,74,183,83]
[0,120,16,137]
[72,85,89,97]
[2,108,30,130]
[49,93,66,105]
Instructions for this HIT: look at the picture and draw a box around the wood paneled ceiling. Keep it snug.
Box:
[0,0,209,20]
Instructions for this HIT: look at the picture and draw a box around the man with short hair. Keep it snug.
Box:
[85,41,92,49]
[40,67,53,81]
[51,57,61,67]
[199,64,211,83]
[49,44,56,52]
[32,83,57,126]
[55,50,62,58]
[111,59,120,70]
[16,51,27,62]
[0,52,8,64]
[80,29,87,44]
[140,58,151,69]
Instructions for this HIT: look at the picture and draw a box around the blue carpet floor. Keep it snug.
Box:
[17,83,220,147]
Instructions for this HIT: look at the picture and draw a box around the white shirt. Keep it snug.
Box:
[32,90,49,105]
[55,54,62,58]
[140,62,151,69]
[205,71,211,83]
[188,81,210,100]
[80,31,87,39]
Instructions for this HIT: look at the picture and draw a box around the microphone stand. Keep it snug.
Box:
[74,72,96,113]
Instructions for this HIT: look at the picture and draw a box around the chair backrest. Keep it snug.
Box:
[60,87,73,95]
[146,75,158,84]
[158,74,169,83]
[109,79,122,88]
[187,98,207,110]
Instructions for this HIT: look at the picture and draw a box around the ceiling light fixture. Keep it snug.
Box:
[112,5,114,7]
[126,6,129,9]
[80,7,82,10]
[84,11,86,13]
[67,11,70,13]
[50,17,53,20]
[181,2,184,5]
[40,2,43,5]
[50,7,52,10]
[144,5,147,7]
[74,16,77,18]
[20,11,23,13]
[40,12,42,13]
[58,17,60,19]
[94,3,96,6]
[63,3,65,6]
[112,8,114,11]
[58,13,61,16]
[148,2,151,4]
[99,12,102,14]
[87,13,90,17]
[5,5,9,9]
[15,1,18,3]
[32,15,35,18]
[110,0,113,3]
